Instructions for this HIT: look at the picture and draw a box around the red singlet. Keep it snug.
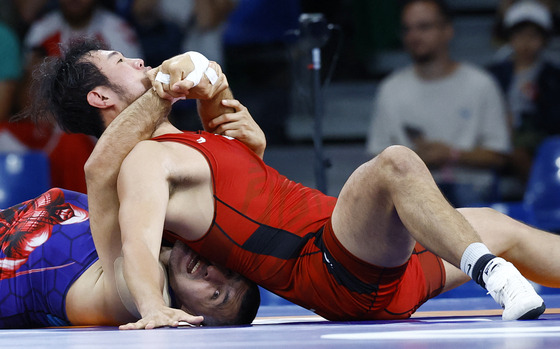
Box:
[156,131,445,320]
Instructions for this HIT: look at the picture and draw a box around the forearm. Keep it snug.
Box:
[117,148,173,322]
[150,54,266,156]
[196,72,266,157]
[122,242,166,316]
[452,148,508,169]
[85,89,171,264]
[196,76,234,132]
[86,89,170,181]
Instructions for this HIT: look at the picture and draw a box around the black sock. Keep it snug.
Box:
[472,253,496,289]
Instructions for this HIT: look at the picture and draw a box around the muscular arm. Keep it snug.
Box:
[84,53,265,327]
[197,85,266,159]
[84,53,234,327]
[116,142,206,329]
[84,89,171,282]
[148,53,266,158]
[87,54,263,271]
[117,142,172,328]
[86,53,211,270]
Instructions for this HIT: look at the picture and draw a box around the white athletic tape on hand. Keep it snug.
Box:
[185,51,209,86]
[205,67,218,85]
[155,71,170,84]
[154,52,217,87]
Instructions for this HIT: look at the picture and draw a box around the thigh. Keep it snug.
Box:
[331,158,415,268]
[381,243,446,318]
[306,224,443,320]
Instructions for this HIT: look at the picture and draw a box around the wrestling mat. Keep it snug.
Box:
[3,287,560,348]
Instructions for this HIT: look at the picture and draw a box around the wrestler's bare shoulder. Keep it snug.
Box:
[128,140,210,176]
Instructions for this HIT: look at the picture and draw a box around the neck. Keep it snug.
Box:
[514,55,538,73]
[152,120,181,137]
[414,55,457,80]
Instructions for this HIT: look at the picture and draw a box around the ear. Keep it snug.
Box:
[87,87,116,109]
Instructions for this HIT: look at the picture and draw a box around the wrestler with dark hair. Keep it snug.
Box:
[28,40,560,330]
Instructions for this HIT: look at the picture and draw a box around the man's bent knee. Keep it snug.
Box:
[371,145,426,182]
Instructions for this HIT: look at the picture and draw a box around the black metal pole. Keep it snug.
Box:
[311,47,327,194]
[297,13,331,193]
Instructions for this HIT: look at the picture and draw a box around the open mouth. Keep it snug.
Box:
[187,255,202,275]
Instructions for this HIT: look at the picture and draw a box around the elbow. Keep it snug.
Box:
[84,153,118,187]
[84,156,99,180]
[84,154,106,180]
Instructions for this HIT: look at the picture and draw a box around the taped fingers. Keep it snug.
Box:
[151,52,218,101]
[155,71,171,85]
[184,51,208,86]
[184,52,218,86]
[205,67,218,85]
[151,68,173,99]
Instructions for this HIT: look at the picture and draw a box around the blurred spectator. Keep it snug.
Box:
[488,1,560,195]
[24,0,141,59]
[223,0,301,145]
[180,0,238,65]
[117,0,237,64]
[0,0,54,40]
[0,20,53,193]
[12,0,143,194]
[174,0,238,131]
[366,0,511,207]
[493,0,560,61]
[0,22,22,124]
[493,0,520,46]
[116,0,183,68]
[114,0,238,131]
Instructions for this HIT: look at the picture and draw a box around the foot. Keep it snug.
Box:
[483,257,546,320]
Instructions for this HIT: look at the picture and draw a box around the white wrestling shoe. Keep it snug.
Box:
[483,257,546,320]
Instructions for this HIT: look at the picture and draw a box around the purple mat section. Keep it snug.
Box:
[1,295,559,348]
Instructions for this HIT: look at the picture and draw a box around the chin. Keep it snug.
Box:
[411,53,435,64]
[141,77,152,91]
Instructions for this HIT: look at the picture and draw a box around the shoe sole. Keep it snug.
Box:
[516,302,546,320]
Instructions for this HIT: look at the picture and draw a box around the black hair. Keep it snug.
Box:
[230,281,261,325]
[202,280,261,326]
[19,39,118,138]
[508,21,551,41]
[400,0,453,23]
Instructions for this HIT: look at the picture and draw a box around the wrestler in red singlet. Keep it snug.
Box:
[158,131,445,320]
